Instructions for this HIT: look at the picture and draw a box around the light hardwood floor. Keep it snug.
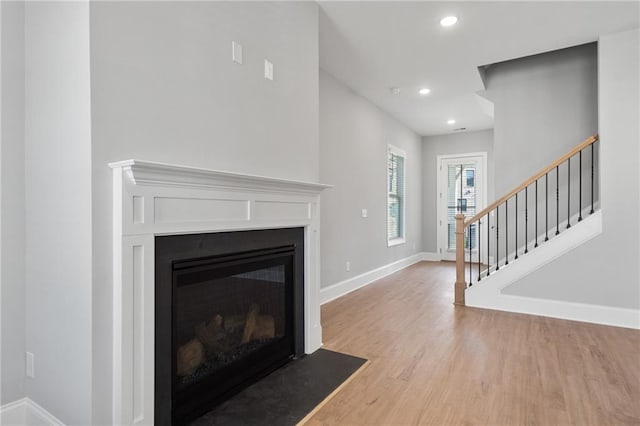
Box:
[307,261,640,425]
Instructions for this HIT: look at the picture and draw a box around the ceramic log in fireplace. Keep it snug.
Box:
[155,228,305,425]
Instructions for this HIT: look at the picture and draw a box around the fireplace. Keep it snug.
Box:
[155,228,305,424]
[110,160,329,425]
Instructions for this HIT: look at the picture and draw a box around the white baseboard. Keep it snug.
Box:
[0,399,26,426]
[320,252,426,304]
[0,398,64,426]
[468,294,640,329]
[421,252,440,261]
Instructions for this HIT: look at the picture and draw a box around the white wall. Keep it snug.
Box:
[319,70,422,288]
[89,3,320,423]
[499,31,640,310]
[421,130,494,253]
[1,0,26,406]
[24,2,92,423]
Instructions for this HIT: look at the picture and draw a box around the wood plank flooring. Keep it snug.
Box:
[307,261,640,425]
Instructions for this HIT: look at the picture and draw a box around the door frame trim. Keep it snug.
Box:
[436,152,488,261]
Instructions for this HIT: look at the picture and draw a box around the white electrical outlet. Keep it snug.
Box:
[26,352,35,378]
[345,261,351,272]
[361,209,368,218]
[232,41,243,64]
[264,59,274,80]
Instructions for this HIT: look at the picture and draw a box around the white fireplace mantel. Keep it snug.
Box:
[110,160,331,425]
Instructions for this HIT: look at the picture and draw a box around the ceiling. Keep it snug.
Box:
[318,1,640,136]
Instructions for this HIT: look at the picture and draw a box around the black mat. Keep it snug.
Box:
[191,349,367,426]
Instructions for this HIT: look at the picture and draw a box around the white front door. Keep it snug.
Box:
[437,153,487,261]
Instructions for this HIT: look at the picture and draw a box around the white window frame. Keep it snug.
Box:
[387,144,406,247]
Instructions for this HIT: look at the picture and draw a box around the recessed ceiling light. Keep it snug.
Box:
[447,119,456,125]
[390,87,401,95]
[419,88,431,95]
[440,16,458,27]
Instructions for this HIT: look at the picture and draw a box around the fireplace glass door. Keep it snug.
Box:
[171,246,295,422]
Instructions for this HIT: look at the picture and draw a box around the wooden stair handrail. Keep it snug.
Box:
[464,134,599,227]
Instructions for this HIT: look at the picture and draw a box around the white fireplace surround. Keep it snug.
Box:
[110,160,331,425]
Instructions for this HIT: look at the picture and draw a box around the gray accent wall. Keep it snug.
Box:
[421,130,494,253]
[495,33,640,309]
[89,3,320,423]
[24,2,93,423]
[1,0,26,406]
[482,44,599,268]
[319,70,422,288]
[485,43,599,195]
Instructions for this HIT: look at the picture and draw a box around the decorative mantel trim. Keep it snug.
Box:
[110,160,330,425]
[109,159,332,195]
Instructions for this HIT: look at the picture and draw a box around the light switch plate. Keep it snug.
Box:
[26,352,34,378]
[232,41,243,64]
[264,59,274,80]
[361,209,368,218]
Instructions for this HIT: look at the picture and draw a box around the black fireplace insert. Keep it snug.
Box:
[155,228,305,425]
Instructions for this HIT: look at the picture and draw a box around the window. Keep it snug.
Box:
[387,145,406,246]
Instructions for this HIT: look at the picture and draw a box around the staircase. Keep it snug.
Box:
[454,134,600,307]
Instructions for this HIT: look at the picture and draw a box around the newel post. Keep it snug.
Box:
[454,214,467,306]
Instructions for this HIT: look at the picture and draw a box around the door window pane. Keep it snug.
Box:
[447,163,477,250]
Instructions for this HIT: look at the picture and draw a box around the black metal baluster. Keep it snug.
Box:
[505,200,509,265]
[459,165,463,213]
[556,166,560,236]
[567,157,571,229]
[469,225,472,286]
[515,193,519,260]
[545,173,549,242]
[478,219,481,282]
[535,180,539,248]
[486,213,490,276]
[496,206,500,271]
[590,143,595,214]
[525,186,529,254]
[579,150,583,222]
